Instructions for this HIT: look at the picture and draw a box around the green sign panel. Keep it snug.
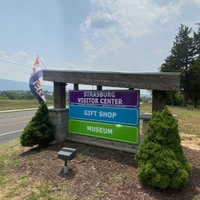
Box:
[69,119,139,144]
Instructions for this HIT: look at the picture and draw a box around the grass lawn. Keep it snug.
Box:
[140,103,200,150]
[140,103,200,136]
[0,100,54,111]
[0,103,200,199]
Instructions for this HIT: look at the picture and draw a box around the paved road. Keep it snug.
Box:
[0,110,36,145]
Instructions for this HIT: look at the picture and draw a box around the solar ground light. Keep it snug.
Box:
[58,147,77,174]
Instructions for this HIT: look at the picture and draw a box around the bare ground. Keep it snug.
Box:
[7,139,200,200]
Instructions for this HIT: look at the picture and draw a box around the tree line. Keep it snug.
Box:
[0,90,151,104]
[160,24,200,108]
[0,90,53,100]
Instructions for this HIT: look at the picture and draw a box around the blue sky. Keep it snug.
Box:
[0,0,200,86]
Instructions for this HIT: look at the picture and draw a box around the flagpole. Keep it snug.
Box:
[37,54,46,69]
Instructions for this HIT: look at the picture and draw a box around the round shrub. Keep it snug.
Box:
[136,107,192,189]
[20,103,55,147]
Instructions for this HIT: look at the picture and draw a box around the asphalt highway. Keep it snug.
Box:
[0,110,36,145]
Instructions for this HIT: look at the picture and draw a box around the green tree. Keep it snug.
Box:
[136,107,192,189]
[160,24,196,107]
[166,92,183,106]
[193,25,200,57]
[187,55,200,107]
[20,103,55,147]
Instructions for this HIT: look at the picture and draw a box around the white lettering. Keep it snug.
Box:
[99,111,117,118]
[99,98,123,105]
[84,91,89,97]
[87,126,113,134]
[84,110,97,116]
[83,91,115,98]
[77,98,98,104]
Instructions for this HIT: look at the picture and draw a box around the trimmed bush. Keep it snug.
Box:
[20,103,55,147]
[136,107,192,189]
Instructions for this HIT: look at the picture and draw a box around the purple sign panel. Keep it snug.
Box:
[69,90,140,107]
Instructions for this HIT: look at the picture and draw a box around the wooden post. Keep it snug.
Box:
[152,90,166,112]
[97,85,102,90]
[74,84,79,90]
[54,82,66,108]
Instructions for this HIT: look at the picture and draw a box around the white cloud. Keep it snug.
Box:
[80,0,183,63]
[0,50,9,59]
[153,49,168,56]
[190,0,200,5]
[0,50,34,82]
[0,50,33,66]
[11,51,32,65]
[62,62,78,70]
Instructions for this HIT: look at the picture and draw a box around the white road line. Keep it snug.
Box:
[0,108,37,113]
[0,115,33,121]
[0,120,29,127]
[0,106,53,114]
[0,130,23,137]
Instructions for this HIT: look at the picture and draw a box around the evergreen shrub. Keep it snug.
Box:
[20,103,55,147]
[136,107,192,189]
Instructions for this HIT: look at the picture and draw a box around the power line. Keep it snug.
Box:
[37,54,46,69]
[0,57,32,68]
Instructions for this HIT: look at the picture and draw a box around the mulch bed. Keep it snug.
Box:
[9,141,200,200]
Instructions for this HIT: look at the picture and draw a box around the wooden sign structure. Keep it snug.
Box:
[43,70,181,153]
[44,71,180,112]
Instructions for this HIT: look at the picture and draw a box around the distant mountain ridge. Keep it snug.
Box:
[0,79,53,91]
[0,79,151,97]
